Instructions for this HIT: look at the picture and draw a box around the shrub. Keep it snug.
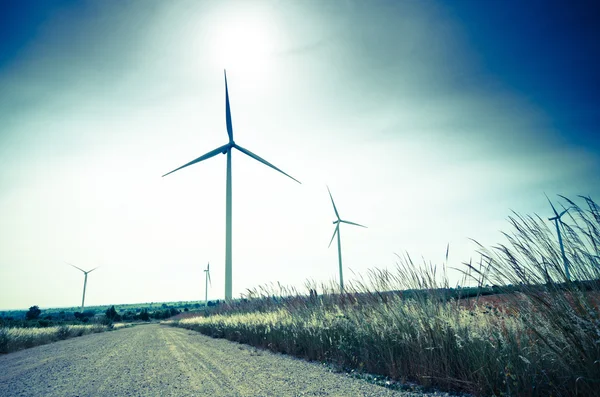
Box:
[139,309,150,321]
[105,306,121,322]
[75,311,95,319]
[0,328,8,353]
[121,311,136,321]
[25,306,41,321]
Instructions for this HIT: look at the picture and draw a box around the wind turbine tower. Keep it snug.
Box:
[68,263,100,312]
[546,197,572,281]
[163,71,300,301]
[204,262,211,306]
[327,186,367,292]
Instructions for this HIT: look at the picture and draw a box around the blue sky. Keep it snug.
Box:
[1,0,598,309]
[446,0,600,149]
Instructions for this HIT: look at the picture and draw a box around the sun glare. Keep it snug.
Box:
[209,4,278,77]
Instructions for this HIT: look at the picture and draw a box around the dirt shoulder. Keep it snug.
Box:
[0,323,448,396]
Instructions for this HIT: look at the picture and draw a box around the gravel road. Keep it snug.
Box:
[0,324,443,396]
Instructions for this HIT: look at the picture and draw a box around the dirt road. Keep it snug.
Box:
[0,324,440,396]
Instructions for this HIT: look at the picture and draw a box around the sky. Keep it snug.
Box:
[1,0,599,310]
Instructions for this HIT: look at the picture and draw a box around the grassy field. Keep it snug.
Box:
[169,195,600,396]
[1,300,207,322]
[0,323,130,354]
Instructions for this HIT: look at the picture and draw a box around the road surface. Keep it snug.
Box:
[0,324,442,396]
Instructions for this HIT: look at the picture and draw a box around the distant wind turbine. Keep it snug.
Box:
[327,186,367,292]
[204,262,211,307]
[546,195,572,280]
[68,263,100,312]
[162,70,301,301]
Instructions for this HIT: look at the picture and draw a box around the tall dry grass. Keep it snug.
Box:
[0,323,124,354]
[170,195,600,396]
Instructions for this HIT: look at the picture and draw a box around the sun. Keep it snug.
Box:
[209,4,278,76]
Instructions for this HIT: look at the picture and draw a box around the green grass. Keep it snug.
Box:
[168,195,600,396]
[1,300,206,321]
[0,323,128,354]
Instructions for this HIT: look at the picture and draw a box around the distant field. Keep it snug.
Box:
[1,299,209,320]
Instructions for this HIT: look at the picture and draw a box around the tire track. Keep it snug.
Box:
[160,325,231,394]
[0,324,432,396]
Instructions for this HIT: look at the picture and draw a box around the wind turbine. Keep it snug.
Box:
[546,195,572,281]
[327,186,367,292]
[162,70,301,301]
[204,262,211,307]
[68,263,100,312]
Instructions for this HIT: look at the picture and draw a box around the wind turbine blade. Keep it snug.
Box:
[340,220,367,228]
[558,207,570,219]
[328,225,339,248]
[162,144,230,177]
[208,271,212,286]
[233,144,301,184]
[224,70,233,143]
[326,186,340,220]
[87,266,100,273]
[68,263,86,273]
[207,262,210,272]
[545,193,560,220]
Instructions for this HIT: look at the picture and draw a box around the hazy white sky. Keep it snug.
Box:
[1,0,599,309]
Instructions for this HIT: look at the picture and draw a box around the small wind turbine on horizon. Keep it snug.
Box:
[327,186,367,292]
[546,195,573,281]
[162,70,301,301]
[67,263,100,312]
[204,262,211,307]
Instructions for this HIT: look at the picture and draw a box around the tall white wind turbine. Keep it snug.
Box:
[204,262,211,307]
[163,71,301,301]
[327,186,367,292]
[68,263,100,312]
[546,196,573,281]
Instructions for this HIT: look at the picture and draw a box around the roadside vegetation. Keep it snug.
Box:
[169,195,600,396]
[0,300,204,325]
[0,303,190,354]
[0,323,109,354]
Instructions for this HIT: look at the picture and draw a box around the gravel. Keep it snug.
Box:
[0,323,453,396]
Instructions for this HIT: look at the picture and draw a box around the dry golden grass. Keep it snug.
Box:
[171,195,600,396]
[0,323,130,354]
